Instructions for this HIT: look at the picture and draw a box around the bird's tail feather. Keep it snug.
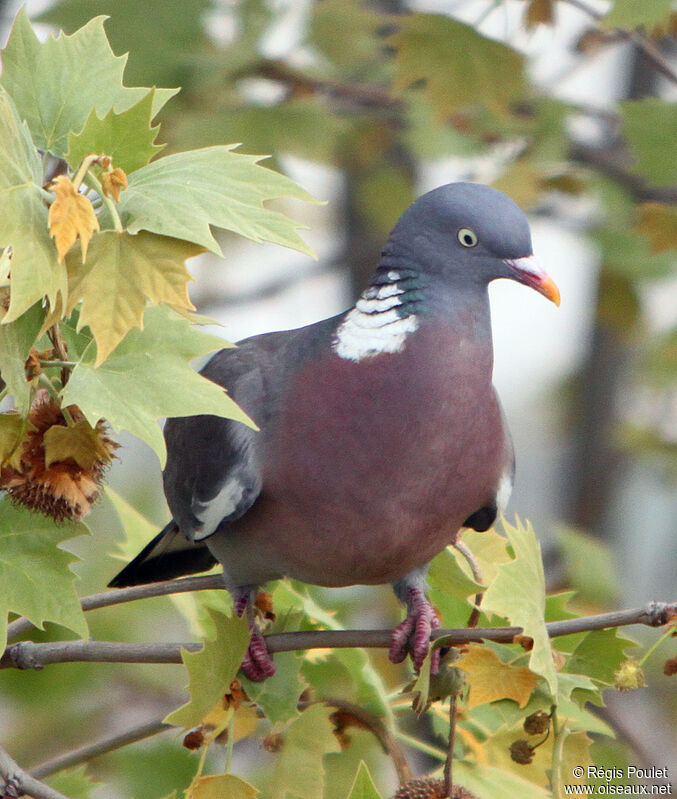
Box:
[108,521,218,588]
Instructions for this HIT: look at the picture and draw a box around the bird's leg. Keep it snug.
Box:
[233,586,276,682]
[389,573,440,673]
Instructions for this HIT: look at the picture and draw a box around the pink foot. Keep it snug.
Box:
[389,588,440,673]
[241,627,276,682]
[233,587,276,682]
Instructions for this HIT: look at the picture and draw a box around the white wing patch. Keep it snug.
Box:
[192,476,245,541]
[496,470,513,512]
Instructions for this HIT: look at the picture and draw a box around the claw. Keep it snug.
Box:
[241,626,276,681]
[389,587,440,673]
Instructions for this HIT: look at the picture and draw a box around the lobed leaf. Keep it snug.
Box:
[60,305,251,464]
[185,774,258,799]
[0,9,176,157]
[482,518,557,696]
[0,498,89,651]
[345,762,384,799]
[48,175,100,262]
[64,230,200,365]
[456,645,538,709]
[0,302,45,409]
[164,609,251,730]
[118,145,316,256]
[0,86,67,323]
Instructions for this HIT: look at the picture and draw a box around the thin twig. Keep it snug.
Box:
[443,695,457,796]
[29,714,173,780]
[453,540,484,628]
[0,744,69,799]
[3,600,675,671]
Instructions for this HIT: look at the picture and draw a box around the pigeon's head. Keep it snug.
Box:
[386,182,560,305]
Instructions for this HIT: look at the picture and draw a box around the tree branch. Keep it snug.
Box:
[0,744,69,799]
[29,714,173,780]
[2,601,675,671]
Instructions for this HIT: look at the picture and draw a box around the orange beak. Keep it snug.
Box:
[503,255,560,307]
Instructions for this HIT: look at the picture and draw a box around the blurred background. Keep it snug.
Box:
[1,0,676,796]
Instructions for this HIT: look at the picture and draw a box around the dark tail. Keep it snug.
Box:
[108,521,218,588]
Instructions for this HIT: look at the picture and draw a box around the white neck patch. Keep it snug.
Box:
[333,272,419,362]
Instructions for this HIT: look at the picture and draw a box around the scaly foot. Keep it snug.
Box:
[234,587,276,682]
[389,587,440,673]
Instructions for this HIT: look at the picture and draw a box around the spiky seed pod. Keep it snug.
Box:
[391,777,480,799]
[613,659,647,691]
[523,710,550,736]
[509,739,535,765]
[0,393,118,522]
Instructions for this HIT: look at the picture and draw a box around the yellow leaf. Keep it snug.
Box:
[101,167,128,202]
[43,419,115,470]
[48,175,99,262]
[636,202,677,253]
[456,645,538,709]
[185,774,258,799]
[0,412,29,468]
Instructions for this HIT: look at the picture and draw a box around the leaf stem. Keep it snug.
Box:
[393,731,447,762]
[85,172,124,233]
[72,154,101,191]
[443,695,457,796]
[638,623,675,667]
[224,711,235,774]
[550,707,566,799]
[39,360,78,369]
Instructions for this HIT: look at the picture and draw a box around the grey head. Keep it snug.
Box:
[380,182,560,305]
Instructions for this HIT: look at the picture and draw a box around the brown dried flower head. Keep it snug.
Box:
[0,393,118,522]
[509,739,535,765]
[523,710,551,736]
[391,777,479,799]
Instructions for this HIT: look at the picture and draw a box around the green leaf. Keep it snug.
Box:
[186,774,259,799]
[66,89,164,174]
[271,704,341,799]
[621,100,677,188]
[0,413,27,465]
[164,609,250,730]
[454,761,551,799]
[65,230,200,365]
[390,14,525,121]
[310,0,388,75]
[564,628,636,687]
[556,526,619,608]
[106,485,162,562]
[38,0,210,88]
[46,766,97,799]
[0,498,89,650]
[482,518,557,696]
[0,10,175,157]
[601,0,673,31]
[345,762,384,799]
[428,545,483,628]
[0,86,67,323]
[0,302,45,409]
[60,305,252,464]
[118,145,316,256]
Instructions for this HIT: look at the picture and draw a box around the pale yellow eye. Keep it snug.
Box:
[458,228,478,247]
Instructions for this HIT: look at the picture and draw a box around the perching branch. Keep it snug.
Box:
[0,744,69,799]
[2,601,675,671]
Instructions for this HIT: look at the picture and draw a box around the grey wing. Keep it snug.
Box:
[162,345,266,543]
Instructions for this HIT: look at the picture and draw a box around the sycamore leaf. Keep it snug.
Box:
[242,650,305,724]
[45,765,98,799]
[106,485,161,562]
[185,774,258,799]
[43,419,114,470]
[66,90,163,174]
[0,302,45,409]
[390,14,525,121]
[621,100,677,188]
[0,87,67,323]
[118,145,316,256]
[271,704,341,799]
[48,176,100,263]
[65,230,200,365]
[482,518,557,696]
[454,761,551,799]
[600,0,673,32]
[563,628,635,688]
[345,762,384,799]
[61,305,250,464]
[0,9,176,157]
[0,497,88,650]
[456,645,538,709]
[164,610,251,730]
[635,202,677,253]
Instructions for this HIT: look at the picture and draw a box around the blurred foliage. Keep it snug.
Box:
[1,1,677,797]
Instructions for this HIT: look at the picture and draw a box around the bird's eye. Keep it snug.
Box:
[458,228,478,247]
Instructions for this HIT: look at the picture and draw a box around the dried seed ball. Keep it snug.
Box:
[391,777,480,799]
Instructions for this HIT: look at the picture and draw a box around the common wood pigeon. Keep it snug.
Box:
[110,182,560,681]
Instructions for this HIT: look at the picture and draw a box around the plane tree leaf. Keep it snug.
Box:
[64,230,200,365]
[345,762,384,799]
[0,302,45,409]
[456,645,539,709]
[0,9,175,158]
[118,145,316,256]
[66,89,164,174]
[482,518,558,696]
[0,498,89,651]
[60,305,252,464]
[0,86,66,323]
[390,14,525,121]
[48,175,100,262]
[621,100,677,188]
